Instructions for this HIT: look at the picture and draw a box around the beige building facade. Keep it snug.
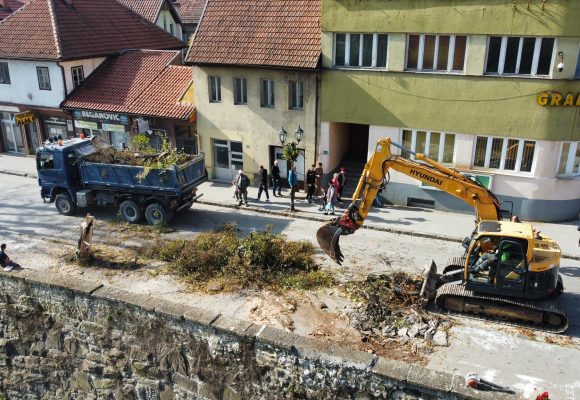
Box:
[194,66,318,184]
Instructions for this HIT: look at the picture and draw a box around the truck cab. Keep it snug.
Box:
[36,137,95,204]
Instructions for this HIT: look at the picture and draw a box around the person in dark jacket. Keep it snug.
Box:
[235,170,250,207]
[306,165,316,203]
[0,243,20,272]
[271,160,282,197]
[337,167,347,201]
[257,165,270,201]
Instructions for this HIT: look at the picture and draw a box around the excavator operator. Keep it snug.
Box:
[469,237,498,276]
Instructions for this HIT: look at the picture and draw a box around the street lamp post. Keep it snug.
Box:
[279,125,304,170]
[279,125,304,212]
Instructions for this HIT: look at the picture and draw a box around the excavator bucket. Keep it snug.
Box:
[316,223,345,264]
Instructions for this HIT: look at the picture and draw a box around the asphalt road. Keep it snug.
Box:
[1,173,579,398]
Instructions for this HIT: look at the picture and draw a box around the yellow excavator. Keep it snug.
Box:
[317,137,568,332]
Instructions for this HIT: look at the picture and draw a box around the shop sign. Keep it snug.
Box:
[101,123,126,132]
[75,120,99,130]
[537,91,580,106]
[15,111,35,125]
[73,109,129,125]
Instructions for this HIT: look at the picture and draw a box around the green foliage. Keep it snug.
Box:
[142,225,333,291]
[131,133,155,154]
[282,142,301,168]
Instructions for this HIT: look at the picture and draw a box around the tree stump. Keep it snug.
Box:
[77,214,94,260]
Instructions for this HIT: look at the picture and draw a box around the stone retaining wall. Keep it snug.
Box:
[0,270,517,400]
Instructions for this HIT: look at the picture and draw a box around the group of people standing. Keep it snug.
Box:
[232,161,345,213]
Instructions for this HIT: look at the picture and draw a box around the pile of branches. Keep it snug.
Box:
[83,146,195,167]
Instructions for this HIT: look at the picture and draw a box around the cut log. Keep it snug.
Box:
[77,214,95,260]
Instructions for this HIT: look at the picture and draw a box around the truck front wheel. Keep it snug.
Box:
[145,203,167,225]
[55,193,76,216]
[120,200,142,223]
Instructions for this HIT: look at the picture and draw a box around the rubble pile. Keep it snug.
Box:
[346,272,451,354]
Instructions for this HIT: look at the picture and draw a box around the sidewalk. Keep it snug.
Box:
[2,152,578,260]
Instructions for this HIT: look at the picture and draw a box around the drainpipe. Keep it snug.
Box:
[314,67,321,166]
[57,62,71,139]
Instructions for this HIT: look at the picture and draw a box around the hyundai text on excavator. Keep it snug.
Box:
[316,137,568,333]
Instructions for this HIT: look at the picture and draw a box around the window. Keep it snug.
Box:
[260,79,275,108]
[557,142,580,175]
[401,129,456,164]
[0,62,10,84]
[333,33,388,68]
[233,77,247,105]
[170,23,174,36]
[71,66,84,89]
[289,81,303,110]
[37,152,55,170]
[485,36,555,76]
[406,34,467,72]
[473,136,536,173]
[208,76,221,102]
[37,67,51,90]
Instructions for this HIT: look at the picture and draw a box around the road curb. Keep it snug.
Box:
[0,169,37,179]
[198,199,580,262]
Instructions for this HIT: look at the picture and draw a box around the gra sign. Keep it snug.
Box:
[537,91,580,106]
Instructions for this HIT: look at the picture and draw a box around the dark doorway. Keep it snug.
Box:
[347,124,369,162]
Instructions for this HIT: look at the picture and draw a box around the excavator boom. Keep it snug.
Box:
[317,138,502,263]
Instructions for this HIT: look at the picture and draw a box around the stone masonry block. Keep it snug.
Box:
[182,307,220,326]
[406,365,453,394]
[291,335,332,361]
[256,325,300,350]
[90,286,155,311]
[153,298,191,320]
[197,380,218,400]
[29,271,103,296]
[372,357,411,383]
[211,315,257,339]
[326,345,374,369]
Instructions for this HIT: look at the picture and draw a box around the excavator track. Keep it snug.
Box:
[435,283,568,333]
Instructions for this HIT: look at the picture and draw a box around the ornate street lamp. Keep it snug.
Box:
[279,126,288,144]
[294,125,304,144]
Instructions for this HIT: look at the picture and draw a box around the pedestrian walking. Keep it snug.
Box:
[271,160,282,197]
[324,182,337,215]
[314,162,323,196]
[318,186,327,211]
[235,170,250,207]
[257,165,270,201]
[337,167,346,201]
[331,172,340,194]
[306,165,316,203]
[0,243,21,272]
[373,188,383,208]
[288,165,298,211]
[231,176,239,201]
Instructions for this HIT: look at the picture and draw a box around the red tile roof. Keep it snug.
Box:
[174,0,204,24]
[186,0,321,69]
[62,50,195,120]
[0,0,185,60]
[0,0,29,20]
[117,0,163,22]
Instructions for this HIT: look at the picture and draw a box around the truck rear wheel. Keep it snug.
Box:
[55,193,76,216]
[120,200,141,223]
[145,203,167,225]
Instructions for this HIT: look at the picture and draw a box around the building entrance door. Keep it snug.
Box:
[1,112,24,153]
[213,139,243,181]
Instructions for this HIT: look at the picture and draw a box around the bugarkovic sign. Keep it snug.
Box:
[537,91,580,106]
[73,110,129,125]
[15,111,35,125]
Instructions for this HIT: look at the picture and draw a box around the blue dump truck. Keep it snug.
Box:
[36,137,205,225]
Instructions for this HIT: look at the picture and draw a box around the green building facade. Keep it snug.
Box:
[319,0,580,221]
